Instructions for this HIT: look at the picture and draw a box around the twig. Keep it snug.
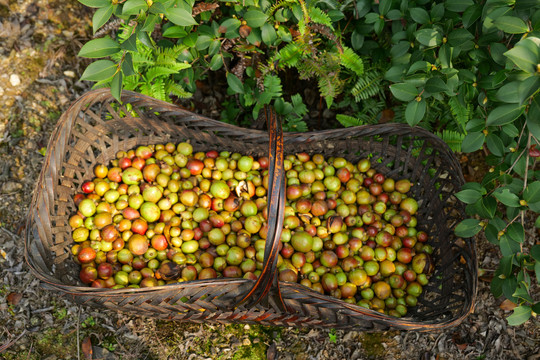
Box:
[0,329,27,354]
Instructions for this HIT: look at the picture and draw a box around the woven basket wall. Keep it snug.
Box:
[25,89,477,331]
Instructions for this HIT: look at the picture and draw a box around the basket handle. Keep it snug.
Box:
[235,106,287,310]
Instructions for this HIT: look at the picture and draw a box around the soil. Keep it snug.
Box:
[1,1,539,359]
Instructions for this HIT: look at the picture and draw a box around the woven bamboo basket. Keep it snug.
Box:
[25,89,477,331]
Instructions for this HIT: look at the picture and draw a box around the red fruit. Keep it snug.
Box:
[123,207,140,220]
[373,173,385,184]
[364,177,374,187]
[529,145,540,157]
[336,167,351,183]
[151,234,168,251]
[131,157,146,170]
[186,159,204,175]
[397,248,413,264]
[81,181,95,194]
[369,183,382,196]
[73,193,86,207]
[258,157,269,169]
[417,231,428,243]
[206,150,219,159]
[119,157,132,170]
[78,247,96,264]
[132,218,148,235]
[80,266,98,284]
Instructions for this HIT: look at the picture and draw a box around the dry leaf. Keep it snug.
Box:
[499,299,517,311]
[82,336,93,360]
[456,343,468,351]
[6,292,22,306]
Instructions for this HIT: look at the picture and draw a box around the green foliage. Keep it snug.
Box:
[77,0,540,326]
[77,0,367,130]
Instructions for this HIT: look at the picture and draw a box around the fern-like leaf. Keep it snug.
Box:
[309,7,333,29]
[340,46,363,75]
[351,71,383,101]
[336,114,363,127]
[436,130,465,152]
[167,81,192,99]
[448,97,469,132]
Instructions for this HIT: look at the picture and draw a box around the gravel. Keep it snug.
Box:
[1,0,539,359]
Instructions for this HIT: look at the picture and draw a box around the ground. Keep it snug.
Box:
[1,0,539,359]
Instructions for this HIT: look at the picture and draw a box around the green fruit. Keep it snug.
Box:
[140,202,161,222]
[122,167,143,185]
[291,231,313,253]
[79,199,96,217]
[210,180,230,199]
[238,156,254,172]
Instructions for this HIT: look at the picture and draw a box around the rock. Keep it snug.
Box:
[63,70,75,78]
[0,86,4,96]
[1,181,22,194]
[10,74,21,87]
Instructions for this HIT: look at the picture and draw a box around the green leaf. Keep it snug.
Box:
[494,188,520,207]
[491,276,504,297]
[505,43,539,73]
[502,276,518,302]
[122,52,135,76]
[405,99,426,127]
[220,18,241,34]
[528,97,540,139]
[120,34,137,52]
[78,0,110,8]
[507,223,524,244]
[462,4,482,28]
[532,245,540,262]
[455,219,482,238]
[494,16,529,34]
[499,256,514,277]
[122,0,148,16]
[410,8,430,24]
[507,306,532,326]
[500,234,521,256]
[445,0,473,13]
[261,23,277,45]
[166,7,197,26]
[163,25,188,38]
[486,104,525,126]
[495,81,521,103]
[92,4,113,35]
[226,73,244,94]
[415,28,442,47]
[78,36,120,58]
[209,54,223,71]
[80,60,117,81]
[524,181,540,203]
[390,83,418,101]
[142,14,160,32]
[110,71,122,102]
[340,47,364,76]
[486,134,505,157]
[336,114,362,127]
[455,189,483,204]
[461,132,485,153]
[374,18,384,35]
[425,77,448,94]
[379,0,392,15]
[137,31,153,48]
[244,10,268,28]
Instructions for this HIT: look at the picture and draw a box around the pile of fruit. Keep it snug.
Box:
[69,142,434,317]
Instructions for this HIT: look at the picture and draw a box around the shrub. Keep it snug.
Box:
[78,0,540,325]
